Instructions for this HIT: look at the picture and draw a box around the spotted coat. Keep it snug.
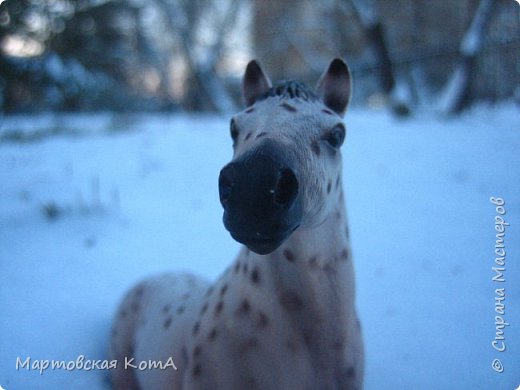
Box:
[109,58,364,390]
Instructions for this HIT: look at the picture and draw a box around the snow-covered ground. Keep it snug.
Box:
[1,105,519,389]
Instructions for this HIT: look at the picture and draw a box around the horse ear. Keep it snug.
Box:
[243,60,272,107]
[315,58,352,117]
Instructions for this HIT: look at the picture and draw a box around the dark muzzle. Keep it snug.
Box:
[218,141,302,254]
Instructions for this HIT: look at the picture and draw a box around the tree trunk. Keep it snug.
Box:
[154,0,238,113]
[438,0,497,114]
[348,0,410,116]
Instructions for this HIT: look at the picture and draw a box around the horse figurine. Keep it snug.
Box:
[110,58,364,390]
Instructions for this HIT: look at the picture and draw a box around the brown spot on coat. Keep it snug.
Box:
[245,376,258,388]
[308,256,318,268]
[192,364,201,377]
[245,107,255,113]
[214,301,224,316]
[333,339,345,350]
[327,180,332,194]
[208,327,218,341]
[257,312,270,329]
[234,262,240,273]
[283,249,295,262]
[176,306,185,315]
[192,321,200,335]
[279,290,304,311]
[311,140,321,156]
[236,299,251,316]
[181,346,189,365]
[220,284,228,296]
[346,366,356,378]
[302,331,312,346]
[238,337,259,354]
[162,304,171,314]
[193,345,202,357]
[323,263,335,273]
[163,317,172,329]
[200,302,208,315]
[251,268,260,284]
[245,132,252,141]
[340,248,349,261]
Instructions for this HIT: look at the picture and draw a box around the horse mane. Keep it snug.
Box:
[255,80,319,104]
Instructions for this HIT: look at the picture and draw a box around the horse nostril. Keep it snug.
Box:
[274,168,298,207]
[218,166,234,208]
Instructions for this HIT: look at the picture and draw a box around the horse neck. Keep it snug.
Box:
[245,197,355,327]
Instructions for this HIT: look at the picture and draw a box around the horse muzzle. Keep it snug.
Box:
[218,141,303,255]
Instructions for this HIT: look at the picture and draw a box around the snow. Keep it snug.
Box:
[1,105,519,389]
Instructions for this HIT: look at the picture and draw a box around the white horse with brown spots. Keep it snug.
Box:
[109,58,364,389]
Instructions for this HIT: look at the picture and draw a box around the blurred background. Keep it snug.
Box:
[1,0,519,115]
[1,1,520,389]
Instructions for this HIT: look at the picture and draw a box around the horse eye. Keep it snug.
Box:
[230,120,239,142]
[325,124,345,149]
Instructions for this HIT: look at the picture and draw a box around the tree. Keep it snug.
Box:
[347,0,410,116]
[438,0,498,114]
[154,0,240,112]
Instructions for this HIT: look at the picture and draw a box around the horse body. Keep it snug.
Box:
[110,58,364,390]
